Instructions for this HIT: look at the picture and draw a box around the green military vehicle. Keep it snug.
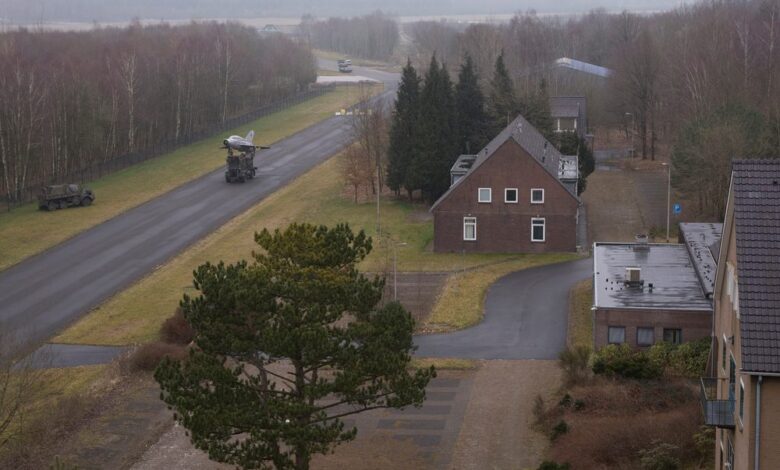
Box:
[225,151,257,183]
[38,184,95,211]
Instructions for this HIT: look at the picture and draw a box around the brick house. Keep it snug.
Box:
[592,233,718,349]
[430,115,580,253]
[549,96,587,138]
[702,160,780,470]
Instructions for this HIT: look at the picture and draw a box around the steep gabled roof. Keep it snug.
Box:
[549,96,587,134]
[430,114,579,211]
[731,159,780,373]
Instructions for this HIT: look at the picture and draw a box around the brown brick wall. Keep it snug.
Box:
[432,139,579,253]
[593,307,712,349]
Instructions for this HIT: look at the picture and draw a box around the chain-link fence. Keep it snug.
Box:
[2,87,329,211]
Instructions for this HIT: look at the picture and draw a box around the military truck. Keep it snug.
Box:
[225,151,257,183]
[38,184,95,211]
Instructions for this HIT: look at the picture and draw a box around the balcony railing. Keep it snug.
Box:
[700,377,735,429]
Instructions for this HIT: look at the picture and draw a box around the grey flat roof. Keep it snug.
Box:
[593,243,712,311]
[679,222,723,298]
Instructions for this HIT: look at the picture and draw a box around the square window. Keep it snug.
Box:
[531,218,545,242]
[478,188,492,203]
[608,326,626,344]
[463,217,477,241]
[531,188,544,204]
[504,188,518,203]
[637,327,654,346]
[663,328,682,345]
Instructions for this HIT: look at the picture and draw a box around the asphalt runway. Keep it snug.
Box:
[0,63,398,350]
[414,257,593,360]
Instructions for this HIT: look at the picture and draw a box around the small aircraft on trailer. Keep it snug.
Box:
[222,131,270,155]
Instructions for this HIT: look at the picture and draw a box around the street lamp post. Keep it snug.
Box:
[625,112,635,158]
[662,162,671,242]
[393,241,407,301]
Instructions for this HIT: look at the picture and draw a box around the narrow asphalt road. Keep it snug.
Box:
[0,64,398,350]
[414,257,592,360]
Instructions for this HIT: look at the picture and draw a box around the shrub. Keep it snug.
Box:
[559,345,591,384]
[160,308,195,345]
[648,338,710,377]
[129,341,187,372]
[558,393,573,408]
[638,441,681,470]
[592,344,662,380]
[550,420,569,441]
[538,462,571,470]
[693,425,715,464]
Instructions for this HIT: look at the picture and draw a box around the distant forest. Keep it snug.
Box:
[0,23,315,202]
[3,0,681,23]
[409,0,780,216]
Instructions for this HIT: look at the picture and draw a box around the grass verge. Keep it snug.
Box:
[0,84,380,272]
[410,358,478,370]
[55,153,581,345]
[567,279,593,349]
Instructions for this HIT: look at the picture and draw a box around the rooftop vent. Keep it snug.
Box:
[633,234,649,251]
[625,267,644,288]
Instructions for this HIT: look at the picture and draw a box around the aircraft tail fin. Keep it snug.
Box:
[245,130,255,143]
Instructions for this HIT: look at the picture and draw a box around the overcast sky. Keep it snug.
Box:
[3,0,690,24]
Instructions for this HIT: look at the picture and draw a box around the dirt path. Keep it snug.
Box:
[450,360,560,470]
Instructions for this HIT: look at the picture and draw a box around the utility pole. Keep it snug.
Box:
[662,162,671,242]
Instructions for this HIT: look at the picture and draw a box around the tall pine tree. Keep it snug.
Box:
[454,54,490,155]
[518,79,555,142]
[487,51,518,136]
[387,60,421,200]
[415,54,457,203]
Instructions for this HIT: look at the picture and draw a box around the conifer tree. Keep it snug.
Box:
[417,54,457,202]
[518,79,555,142]
[487,51,518,135]
[155,223,434,470]
[387,60,421,199]
[454,54,490,154]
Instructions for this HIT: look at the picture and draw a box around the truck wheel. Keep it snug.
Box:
[225,173,231,183]
[81,197,92,206]
[47,201,57,211]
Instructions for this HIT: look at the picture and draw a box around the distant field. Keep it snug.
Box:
[0,84,380,272]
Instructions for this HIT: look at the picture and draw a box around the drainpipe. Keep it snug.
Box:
[755,375,763,470]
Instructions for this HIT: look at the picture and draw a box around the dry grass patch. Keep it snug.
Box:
[422,254,581,332]
[0,84,379,272]
[410,358,477,370]
[567,279,593,349]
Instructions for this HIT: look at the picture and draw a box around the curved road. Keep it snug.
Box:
[0,63,398,349]
[414,257,592,360]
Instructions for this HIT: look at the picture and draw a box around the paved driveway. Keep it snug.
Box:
[414,257,592,360]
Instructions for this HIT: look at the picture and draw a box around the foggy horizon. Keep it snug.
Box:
[2,0,691,25]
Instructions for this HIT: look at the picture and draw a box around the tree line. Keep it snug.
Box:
[386,52,592,204]
[0,22,316,203]
[408,1,780,216]
[303,11,399,61]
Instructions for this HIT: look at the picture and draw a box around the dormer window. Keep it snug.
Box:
[478,188,492,203]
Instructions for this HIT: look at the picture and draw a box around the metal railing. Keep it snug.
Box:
[700,377,735,428]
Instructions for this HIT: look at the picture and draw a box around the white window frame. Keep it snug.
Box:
[726,263,735,299]
[530,188,545,204]
[463,217,477,241]
[478,187,492,203]
[738,377,745,428]
[531,217,545,242]
[722,334,729,373]
[733,282,739,319]
[504,188,518,203]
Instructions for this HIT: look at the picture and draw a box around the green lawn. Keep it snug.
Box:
[55,154,582,346]
[0,84,380,272]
